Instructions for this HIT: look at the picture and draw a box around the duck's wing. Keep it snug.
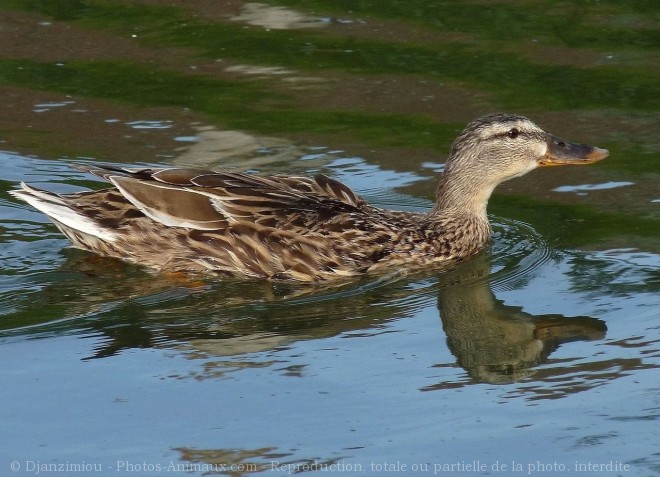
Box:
[81,165,367,231]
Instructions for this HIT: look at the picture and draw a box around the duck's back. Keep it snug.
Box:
[12,167,439,281]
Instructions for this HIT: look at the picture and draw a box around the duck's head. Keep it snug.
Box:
[435,113,609,215]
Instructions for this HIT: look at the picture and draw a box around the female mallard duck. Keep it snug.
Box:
[11,113,608,281]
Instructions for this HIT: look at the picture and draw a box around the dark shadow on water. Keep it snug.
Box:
[434,253,606,385]
[1,247,606,385]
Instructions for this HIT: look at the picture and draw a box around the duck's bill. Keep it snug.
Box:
[539,134,609,166]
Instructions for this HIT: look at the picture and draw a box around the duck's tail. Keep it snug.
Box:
[10,183,118,243]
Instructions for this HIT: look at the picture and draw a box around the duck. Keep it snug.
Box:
[10,113,608,282]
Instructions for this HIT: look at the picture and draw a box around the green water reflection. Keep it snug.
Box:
[0,242,608,384]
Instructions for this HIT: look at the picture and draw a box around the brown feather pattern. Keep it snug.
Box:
[24,165,490,281]
[11,114,607,281]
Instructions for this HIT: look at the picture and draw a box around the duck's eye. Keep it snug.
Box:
[507,128,519,139]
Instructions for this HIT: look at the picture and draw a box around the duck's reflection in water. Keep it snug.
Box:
[3,246,610,470]
[163,254,607,472]
[8,249,605,384]
[436,253,606,384]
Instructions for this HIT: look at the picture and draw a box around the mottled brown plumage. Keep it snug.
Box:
[10,114,608,281]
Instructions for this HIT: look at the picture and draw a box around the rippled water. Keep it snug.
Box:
[1,0,659,476]
[2,148,659,476]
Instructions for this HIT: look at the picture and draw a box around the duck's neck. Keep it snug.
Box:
[423,172,494,258]
[430,172,495,221]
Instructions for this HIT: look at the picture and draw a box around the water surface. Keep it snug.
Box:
[0,1,659,476]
